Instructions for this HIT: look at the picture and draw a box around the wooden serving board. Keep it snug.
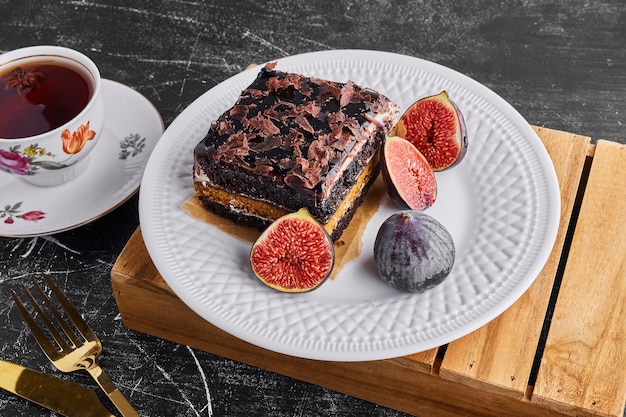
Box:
[111,126,626,417]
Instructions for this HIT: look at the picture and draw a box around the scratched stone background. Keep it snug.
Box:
[0,0,625,416]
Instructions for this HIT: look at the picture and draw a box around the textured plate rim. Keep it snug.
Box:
[139,49,560,361]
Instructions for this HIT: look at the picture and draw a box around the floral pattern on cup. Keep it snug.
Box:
[1,202,45,224]
[0,122,96,176]
[0,144,52,175]
[62,121,96,154]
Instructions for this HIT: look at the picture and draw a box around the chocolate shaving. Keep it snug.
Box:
[298,101,321,118]
[294,114,314,134]
[229,104,248,120]
[248,114,280,135]
[214,132,250,163]
[253,164,274,175]
[249,134,281,152]
[202,64,399,197]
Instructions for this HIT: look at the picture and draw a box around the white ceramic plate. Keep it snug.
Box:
[139,50,560,361]
[0,79,163,237]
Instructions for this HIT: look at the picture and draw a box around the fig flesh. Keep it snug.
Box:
[394,91,468,171]
[250,208,334,293]
[381,135,437,211]
[374,211,455,293]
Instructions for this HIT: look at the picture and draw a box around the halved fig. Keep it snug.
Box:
[381,135,437,211]
[374,211,455,293]
[394,91,468,171]
[250,208,334,293]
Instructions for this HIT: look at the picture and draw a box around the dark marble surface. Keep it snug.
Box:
[0,1,625,416]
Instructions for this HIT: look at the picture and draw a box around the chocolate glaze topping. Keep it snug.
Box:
[195,62,399,206]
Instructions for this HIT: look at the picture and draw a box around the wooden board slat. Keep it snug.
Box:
[439,128,590,398]
[532,139,626,417]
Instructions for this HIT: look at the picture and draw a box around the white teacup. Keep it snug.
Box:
[0,45,103,186]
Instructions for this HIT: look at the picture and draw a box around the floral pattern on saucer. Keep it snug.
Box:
[119,133,146,160]
[1,202,45,224]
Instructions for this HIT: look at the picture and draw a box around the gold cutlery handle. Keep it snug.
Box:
[87,365,140,417]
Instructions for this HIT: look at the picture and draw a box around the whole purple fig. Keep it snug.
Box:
[373,211,455,293]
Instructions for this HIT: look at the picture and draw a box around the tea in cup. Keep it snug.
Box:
[0,45,103,186]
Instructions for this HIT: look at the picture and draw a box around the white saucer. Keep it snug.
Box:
[0,79,163,237]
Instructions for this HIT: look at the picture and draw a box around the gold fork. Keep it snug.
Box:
[12,275,140,417]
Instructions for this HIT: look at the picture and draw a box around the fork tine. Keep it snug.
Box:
[41,274,99,343]
[11,290,64,359]
[32,278,83,347]
[21,284,73,352]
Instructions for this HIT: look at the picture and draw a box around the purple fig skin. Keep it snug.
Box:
[447,95,468,169]
[374,211,455,293]
[381,170,411,210]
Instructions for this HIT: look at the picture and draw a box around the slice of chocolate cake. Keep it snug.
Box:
[193,62,399,240]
